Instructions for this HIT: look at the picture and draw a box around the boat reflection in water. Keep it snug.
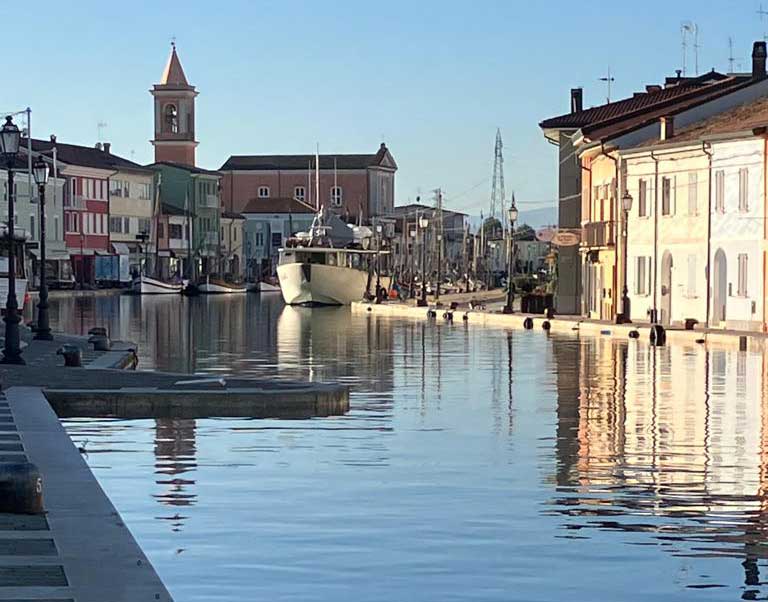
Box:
[154,418,197,533]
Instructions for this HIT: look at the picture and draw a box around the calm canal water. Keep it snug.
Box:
[38,293,768,600]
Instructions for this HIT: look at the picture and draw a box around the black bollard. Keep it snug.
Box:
[650,324,666,346]
[542,320,551,331]
[88,327,108,338]
[523,317,534,330]
[628,330,640,339]
[0,463,43,514]
[57,345,82,367]
[88,335,111,352]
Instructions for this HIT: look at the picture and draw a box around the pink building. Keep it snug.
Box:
[219,144,396,222]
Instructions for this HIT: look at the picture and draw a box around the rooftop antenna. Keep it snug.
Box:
[681,22,699,76]
[759,4,768,41]
[728,36,736,73]
[171,35,176,49]
[97,121,107,142]
[599,67,614,103]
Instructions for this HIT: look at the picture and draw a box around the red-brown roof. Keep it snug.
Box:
[539,71,742,131]
[160,45,189,87]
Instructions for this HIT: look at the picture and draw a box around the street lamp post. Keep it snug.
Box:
[409,227,417,299]
[619,190,633,324]
[32,159,52,341]
[0,116,23,364]
[504,204,519,314]
[417,216,429,307]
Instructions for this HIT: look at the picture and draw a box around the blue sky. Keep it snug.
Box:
[3,1,766,217]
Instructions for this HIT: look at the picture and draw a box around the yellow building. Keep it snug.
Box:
[578,148,621,320]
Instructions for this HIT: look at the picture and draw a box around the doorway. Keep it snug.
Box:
[712,248,727,325]
[660,251,673,325]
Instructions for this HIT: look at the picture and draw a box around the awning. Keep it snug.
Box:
[95,250,112,256]
[158,250,172,257]
[111,242,130,255]
[29,249,71,260]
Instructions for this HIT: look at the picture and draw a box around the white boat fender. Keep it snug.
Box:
[523,317,534,330]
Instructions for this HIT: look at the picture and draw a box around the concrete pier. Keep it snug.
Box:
[0,386,173,601]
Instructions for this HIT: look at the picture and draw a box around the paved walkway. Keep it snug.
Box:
[1,386,172,601]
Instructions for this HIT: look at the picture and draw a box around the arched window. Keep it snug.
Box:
[330,186,343,207]
[164,104,178,134]
[294,186,305,202]
[258,186,270,198]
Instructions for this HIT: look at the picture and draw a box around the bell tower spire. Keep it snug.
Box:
[150,42,198,166]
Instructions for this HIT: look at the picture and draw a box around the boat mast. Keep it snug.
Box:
[315,144,320,211]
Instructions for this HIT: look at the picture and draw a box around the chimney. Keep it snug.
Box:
[570,88,583,113]
[103,142,111,154]
[95,142,102,151]
[753,41,767,79]
[646,84,662,94]
[660,116,674,141]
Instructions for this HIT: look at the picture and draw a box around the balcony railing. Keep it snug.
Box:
[582,221,616,248]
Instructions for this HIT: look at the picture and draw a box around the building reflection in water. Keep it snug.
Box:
[154,418,197,532]
[549,335,768,597]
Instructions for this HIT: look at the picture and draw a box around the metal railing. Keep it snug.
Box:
[582,221,616,248]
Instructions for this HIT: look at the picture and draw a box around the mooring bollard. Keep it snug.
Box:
[523,317,534,330]
[628,330,640,339]
[650,324,666,346]
[0,463,43,514]
[88,326,108,338]
[57,344,82,367]
[542,320,551,331]
[88,335,112,352]
[462,312,469,321]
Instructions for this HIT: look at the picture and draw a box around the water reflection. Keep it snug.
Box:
[153,419,197,532]
[550,336,768,595]
[51,293,768,600]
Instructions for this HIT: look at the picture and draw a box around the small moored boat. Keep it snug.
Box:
[132,274,183,295]
[198,275,247,294]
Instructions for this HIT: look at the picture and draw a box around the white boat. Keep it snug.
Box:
[255,280,281,293]
[277,247,387,305]
[132,274,183,294]
[198,276,247,294]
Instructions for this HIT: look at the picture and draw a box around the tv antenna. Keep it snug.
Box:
[759,4,768,40]
[97,121,108,142]
[681,22,699,76]
[599,67,615,103]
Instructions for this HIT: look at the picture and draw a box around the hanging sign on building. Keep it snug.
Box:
[535,227,556,243]
[551,231,581,247]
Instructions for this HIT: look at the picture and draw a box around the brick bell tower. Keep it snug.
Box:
[151,42,198,166]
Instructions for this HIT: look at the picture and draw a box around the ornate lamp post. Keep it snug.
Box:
[504,204,519,314]
[32,159,52,341]
[0,116,23,364]
[417,215,429,307]
[619,190,633,324]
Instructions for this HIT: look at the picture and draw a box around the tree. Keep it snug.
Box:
[514,223,535,241]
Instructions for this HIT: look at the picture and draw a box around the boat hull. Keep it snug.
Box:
[256,281,281,293]
[198,278,248,294]
[132,276,183,295]
[277,262,372,305]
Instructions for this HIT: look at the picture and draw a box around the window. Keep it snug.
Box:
[331,186,343,207]
[687,172,697,215]
[234,228,237,242]
[661,177,673,216]
[123,217,131,233]
[158,223,165,239]
[255,232,264,247]
[635,256,651,296]
[738,253,748,297]
[165,104,178,134]
[271,232,282,247]
[686,255,697,297]
[169,224,183,239]
[294,186,306,202]
[54,216,59,240]
[739,168,749,212]
[715,170,725,213]
[109,217,123,233]
[638,179,648,217]
[258,186,270,198]
[138,218,151,234]
[138,183,152,200]
[30,215,35,240]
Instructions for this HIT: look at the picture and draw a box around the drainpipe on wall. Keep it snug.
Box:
[701,141,713,328]
[650,151,660,324]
